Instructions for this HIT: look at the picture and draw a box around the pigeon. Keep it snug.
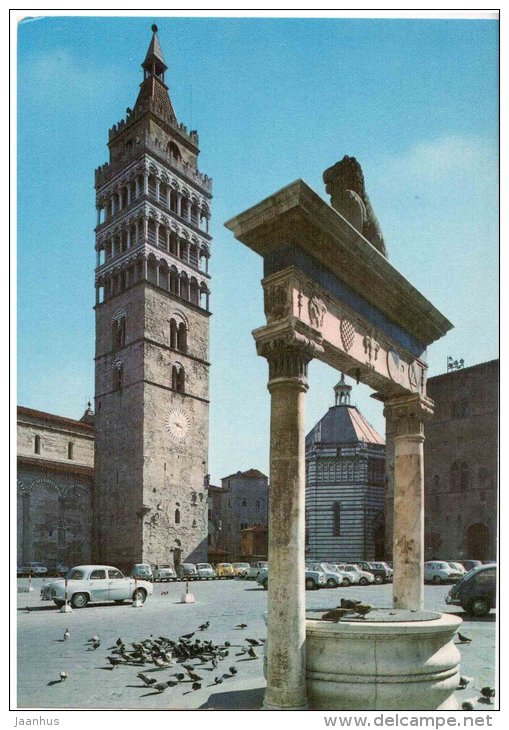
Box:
[354,604,372,618]
[107,656,123,668]
[457,632,472,644]
[187,670,203,682]
[191,681,201,691]
[154,681,170,693]
[174,673,186,681]
[212,676,223,685]
[198,621,210,631]
[247,646,258,659]
[340,599,362,609]
[89,639,101,650]
[462,701,474,711]
[161,591,169,596]
[235,623,248,629]
[457,675,474,690]
[479,687,495,703]
[322,608,354,622]
[63,629,70,641]
[87,635,100,643]
[228,666,238,675]
[59,671,68,682]
[137,673,157,687]
[180,632,195,640]
[245,638,263,646]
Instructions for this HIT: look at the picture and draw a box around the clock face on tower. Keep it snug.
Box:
[166,407,190,443]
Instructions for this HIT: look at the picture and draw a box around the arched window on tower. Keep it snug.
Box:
[34,435,41,454]
[170,319,178,349]
[112,317,126,351]
[177,322,187,353]
[175,508,181,524]
[113,363,123,391]
[167,142,182,161]
[171,365,185,393]
[68,442,74,460]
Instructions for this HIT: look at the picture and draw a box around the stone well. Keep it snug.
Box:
[305,609,462,711]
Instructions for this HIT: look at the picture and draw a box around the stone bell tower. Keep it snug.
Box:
[93,25,212,569]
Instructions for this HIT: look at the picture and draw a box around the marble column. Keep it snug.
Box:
[384,394,434,611]
[255,333,317,710]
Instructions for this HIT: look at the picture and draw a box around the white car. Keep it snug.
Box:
[336,563,375,586]
[196,563,216,579]
[248,561,268,580]
[18,562,48,576]
[424,561,463,584]
[40,564,153,608]
[309,563,350,588]
[152,563,176,581]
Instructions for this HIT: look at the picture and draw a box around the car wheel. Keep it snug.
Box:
[374,575,384,585]
[132,588,147,604]
[359,577,368,586]
[305,577,317,590]
[326,578,338,588]
[469,598,490,617]
[342,578,351,587]
[71,592,88,609]
[261,577,268,590]
[53,599,64,608]
[432,575,442,585]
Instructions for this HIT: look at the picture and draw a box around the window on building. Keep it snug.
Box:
[450,461,469,492]
[171,364,185,393]
[241,499,247,507]
[68,442,74,460]
[112,318,126,351]
[256,500,261,508]
[175,508,181,524]
[34,435,41,454]
[332,501,341,537]
[113,364,123,391]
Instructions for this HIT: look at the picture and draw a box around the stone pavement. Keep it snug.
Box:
[16,578,496,711]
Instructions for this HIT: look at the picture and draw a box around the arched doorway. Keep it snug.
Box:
[466,522,490,560]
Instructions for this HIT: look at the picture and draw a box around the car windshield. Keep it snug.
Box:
[197,564,212,569]
[157,564,172,569]
[67,569,85,580]
[234,563,249,568]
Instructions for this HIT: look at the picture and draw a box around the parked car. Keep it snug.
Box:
[196,563,216,579]
[233,562,250,578]
[248,561,268,580]
[176,563,198,579]
[215,562,235,578]
[356,561,393,584]
[424,561,463,584]
[308,563,349,588]
[17,562,48,576]
[257,566,326,591]
[446,561,466,576]
[461,560,483,572]
[336,563,375,586]
[131,563,153,581]
[40,565,153,608]
[152,563,176,582]
[445,563,496,617]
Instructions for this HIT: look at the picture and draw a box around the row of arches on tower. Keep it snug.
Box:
[111,309,189,355]
[96,253,210,311]
[96,166,210,233]
[96,213,210,274]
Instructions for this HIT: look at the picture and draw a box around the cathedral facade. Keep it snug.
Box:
[92,26,212,570]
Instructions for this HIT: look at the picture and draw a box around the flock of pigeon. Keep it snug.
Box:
[54,621,264,700]
[453,632,496,710]
[54,621,495,709]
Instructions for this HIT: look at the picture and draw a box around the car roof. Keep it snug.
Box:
[69,565,123,571]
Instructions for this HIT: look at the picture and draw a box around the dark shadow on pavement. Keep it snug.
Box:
[200,686,265,710]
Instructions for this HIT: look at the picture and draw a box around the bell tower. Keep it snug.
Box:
[93,26,212,569]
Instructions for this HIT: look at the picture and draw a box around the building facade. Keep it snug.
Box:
[305,377,386,563]
[423,359,498,561]
[17,405,95,566]
[208,469,269,561]
[93,26,212,570]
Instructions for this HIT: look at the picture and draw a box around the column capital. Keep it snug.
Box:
[383,393,434,437]
[253,320,324,385]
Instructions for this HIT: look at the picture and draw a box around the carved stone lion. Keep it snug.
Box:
[323,155,388,258]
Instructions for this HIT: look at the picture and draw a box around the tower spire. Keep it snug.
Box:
[142,24,168,80]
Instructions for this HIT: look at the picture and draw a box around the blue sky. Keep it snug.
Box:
[17,14,499,484]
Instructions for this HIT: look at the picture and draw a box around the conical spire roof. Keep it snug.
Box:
[142,24,167,75]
